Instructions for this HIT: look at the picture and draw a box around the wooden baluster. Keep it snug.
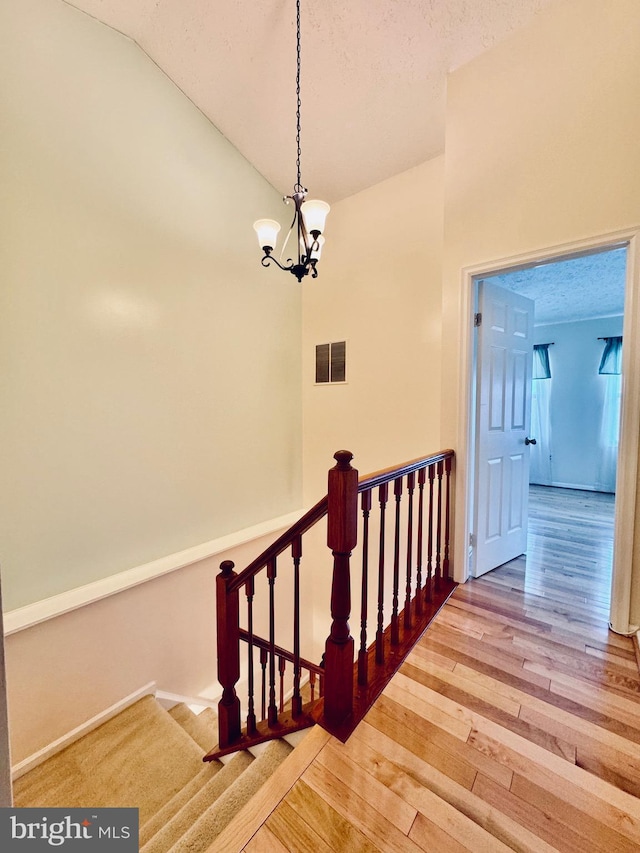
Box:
[375,482,389,665]
[291,536,303,718]
[324,450,358,725]
[267,557,278,726]
[358,489,372,686]
[391,476,403,645]
[245,576,257,737]
[416,467,426,616]
[435,460,444,592]
[404,472,415,630]
[427,464,435,603]
[279,656,286,712]
[216,560,241,748]
[443,455,452,581]
[309,670,316,702]
[260,648,268,721]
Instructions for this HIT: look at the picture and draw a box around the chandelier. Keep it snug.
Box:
[253,0,330,283]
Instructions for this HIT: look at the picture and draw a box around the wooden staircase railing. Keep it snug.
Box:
[205,448,455,761]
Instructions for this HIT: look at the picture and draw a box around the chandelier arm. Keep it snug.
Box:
[279,209,297,264]
[261,254,295,272]
[297,206,305,265]
[286,189,314,261]
[298,211,313,260]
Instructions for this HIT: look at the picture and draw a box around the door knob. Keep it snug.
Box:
[525,437,537,445]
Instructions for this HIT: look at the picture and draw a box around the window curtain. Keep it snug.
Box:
[596,336,622,493]
[598,335,623,374]
[530,344,553,485]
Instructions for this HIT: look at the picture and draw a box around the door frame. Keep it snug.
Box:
[455,228,640,634]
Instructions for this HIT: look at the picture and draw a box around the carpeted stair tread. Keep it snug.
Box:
[197,708,218,734]
[166,739,293,853]
[139,761,224,847]
[141,750,254,853]
[13,696,205,824]
[168,704,218,753]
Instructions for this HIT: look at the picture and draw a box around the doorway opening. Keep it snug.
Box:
[463,238,636,632]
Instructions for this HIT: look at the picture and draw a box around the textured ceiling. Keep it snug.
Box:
[483,248,627,326]
[56,1,621,326]
[64,0,555,203]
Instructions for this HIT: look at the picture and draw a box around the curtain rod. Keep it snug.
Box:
[535,342,555,346]
[598,335,623,340]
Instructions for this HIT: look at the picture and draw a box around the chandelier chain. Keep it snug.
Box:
[295,0,302,190]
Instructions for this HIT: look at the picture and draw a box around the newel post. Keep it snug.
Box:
[324,450,358,724]
[217,560,241,748]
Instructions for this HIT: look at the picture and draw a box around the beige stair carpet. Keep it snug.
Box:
[168,704,218,753]
[13,694,298,853]
[141,750,254,852]
[195,709,218,745]
[13,696,204,824]
[139,763,225,847]
[167,739,293,853]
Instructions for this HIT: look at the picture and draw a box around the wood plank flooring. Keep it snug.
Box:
[215,486,640,852]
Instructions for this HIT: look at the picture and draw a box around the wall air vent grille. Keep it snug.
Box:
[315,341,346,384]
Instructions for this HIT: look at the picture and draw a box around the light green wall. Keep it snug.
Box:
[0,0,302,610]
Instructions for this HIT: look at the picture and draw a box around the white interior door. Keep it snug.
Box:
[473,280,535,578]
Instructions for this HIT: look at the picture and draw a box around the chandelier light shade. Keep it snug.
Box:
[253,0,330,283]
[300,200,330,235]
[253,219,281,252]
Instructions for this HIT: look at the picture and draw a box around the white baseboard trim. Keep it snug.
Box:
[539,481,615,493]
[4,509,304,636]
[11,682,157,781]
[155,689,220,712]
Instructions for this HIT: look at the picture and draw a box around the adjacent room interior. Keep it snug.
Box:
[471,246,626,614]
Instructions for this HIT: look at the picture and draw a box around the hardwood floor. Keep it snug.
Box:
[499,485,616,614]
[212,486,640,852]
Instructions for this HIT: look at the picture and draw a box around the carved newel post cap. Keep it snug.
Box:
[220,560,235,576]
[333,450,354,470]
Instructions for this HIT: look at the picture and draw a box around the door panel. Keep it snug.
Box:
[485,458,503,541]
[489,347,506,430]
[508,452,526,530]
[512,351,527,429]
[474,281,535,577]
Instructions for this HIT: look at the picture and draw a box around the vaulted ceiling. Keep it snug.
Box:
[62,1,624,322]
[65,0,555,203]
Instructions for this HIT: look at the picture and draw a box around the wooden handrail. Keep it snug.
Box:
[227,494,328,594]
[211,447,456,758]
[229,449,454,595]
[357,449,454,492]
